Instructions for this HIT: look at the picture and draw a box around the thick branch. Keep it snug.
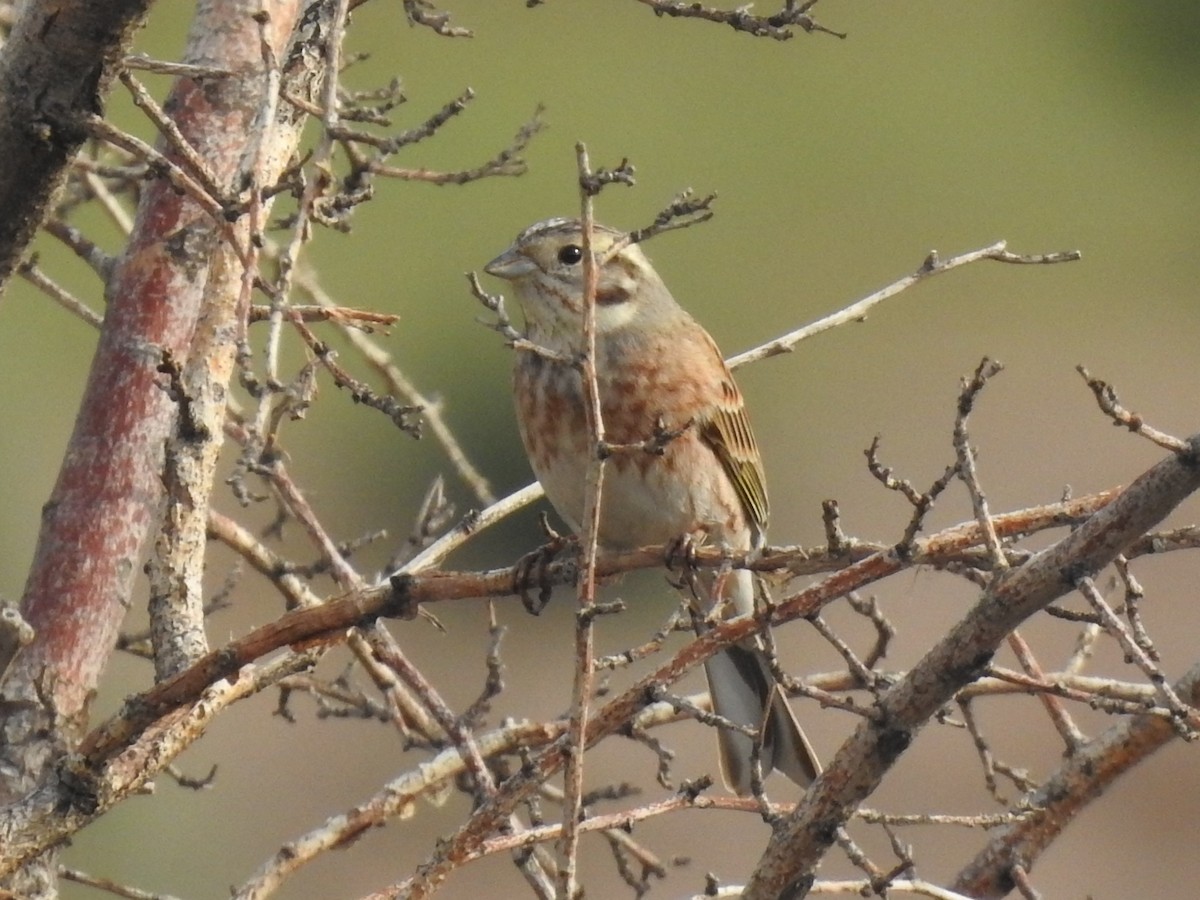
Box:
[147,0,331,679]
[71,490,1117,775]
[375,486,1131,897]
[0,1,309,893]
[0,0,151,291]
[742,436,1200,899]
[0,652,315,877]
[953,660,1200,897]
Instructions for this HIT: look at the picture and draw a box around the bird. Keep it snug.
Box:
[484,216,819,795]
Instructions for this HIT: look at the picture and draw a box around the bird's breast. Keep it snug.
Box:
[513,354,750,551]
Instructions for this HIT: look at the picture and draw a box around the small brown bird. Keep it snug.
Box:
[485,217,819,794]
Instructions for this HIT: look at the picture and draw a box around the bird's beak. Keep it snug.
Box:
[484,247,537,280]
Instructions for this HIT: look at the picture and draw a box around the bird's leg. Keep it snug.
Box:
[674,537,742,628]
[664,532,702,595]
[666,531,729,629]
[711,556,738,625]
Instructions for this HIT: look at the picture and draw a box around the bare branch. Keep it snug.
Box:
[727,242,1082,370]
[0,604,33,692]
[0,651,317,877]
[403,0,472,37]
[1073,576,1195,735]
[0,0,153,290]
[117,69,231,207]
[554,140,613,897]
[953,658,1200,898]
[953,357,1008,572]
[1077,364,1188,452]
[84,114,234,237]
[296,269,497,505]
[368,104,545,185]
[122,54,235,80]
[626,189,717,244]
[16,258,104,328]
[60,867,185,900]
[743,436,1200,898]
[635,0,846,41]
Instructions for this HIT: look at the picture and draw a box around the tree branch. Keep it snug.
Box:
[0,0,152,291]
[742,436,1200,899]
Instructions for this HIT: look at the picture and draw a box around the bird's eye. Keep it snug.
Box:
[557,244,583,265]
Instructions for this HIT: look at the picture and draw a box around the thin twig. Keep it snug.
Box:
[81,168,136,234]
[60,867,185,900]
[296,270,497,504]
[727,242,1081,369]
[953,358,1008,572]
[118,70,231,207]
[556,140,609,898]
[1073,576,1195,736]
[17,259,103,328]
[398,482,544,578]
[84,115,244,261]
[1077,365,1188,453]
[635,0,846,40]
[403,0,473,37]
[1113,555,1156,660]
[42,217,116,281]
[123,54,235,79]
[1004,629,1086,753]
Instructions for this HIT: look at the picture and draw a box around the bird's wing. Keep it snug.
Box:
[700,392,769,533]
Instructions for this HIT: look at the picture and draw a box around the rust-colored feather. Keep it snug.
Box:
[490,218,821,793]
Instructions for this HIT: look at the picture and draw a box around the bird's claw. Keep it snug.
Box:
[664,533,703,599]
[513,527,576,615]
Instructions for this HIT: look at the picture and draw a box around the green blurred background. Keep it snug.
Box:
[2,1,1199,897]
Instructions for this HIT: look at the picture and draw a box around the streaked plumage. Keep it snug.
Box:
[486,218,819,793]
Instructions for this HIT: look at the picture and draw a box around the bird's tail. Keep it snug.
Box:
[703,641,820,795]
[696,566,819,795]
